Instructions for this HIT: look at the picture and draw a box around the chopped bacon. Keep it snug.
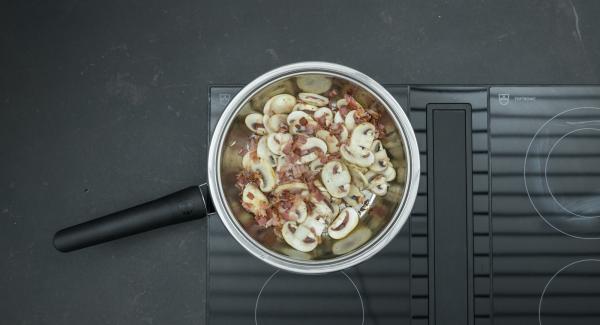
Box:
[376,122,386,138]
[315,114,328,127]
[291,164,308,178]
[339,106,350,118]
[326,89,338,98]
[345,94,360,110]
[321,152,341,163]
[305,123,319,135]
[329,122,344,135]
[236,169,261,190]
[316,150,327,163]
[255,215,268,227]
[294,134,308,146]
[281,141,293,155]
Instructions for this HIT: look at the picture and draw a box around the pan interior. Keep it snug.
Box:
[218,72,409,262]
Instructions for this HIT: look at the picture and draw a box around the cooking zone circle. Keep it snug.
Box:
[524,107,600,239]
[254,270,364,325]
[538,259,600,325]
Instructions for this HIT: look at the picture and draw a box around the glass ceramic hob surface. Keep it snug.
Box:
[490,86,600,325]
[208,85,600,325]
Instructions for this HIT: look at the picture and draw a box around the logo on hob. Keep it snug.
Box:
[219,93,231,105]
[498,93,510,106]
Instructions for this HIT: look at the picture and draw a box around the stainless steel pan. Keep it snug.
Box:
[54,62,420,274]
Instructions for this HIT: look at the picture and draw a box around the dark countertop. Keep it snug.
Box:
[1,1,599,324]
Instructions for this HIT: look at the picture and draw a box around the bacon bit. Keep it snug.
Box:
[339,106,350,118]
[327,89,338,98]
[255,215,268,227]
[236,170,261,190]
[291,164,308,178]
[308,183,326,202]
[376,122,386,138]
[368,109,381,120]
[294,134,308,146]
[321,152,341,163]
[281,141,293,155]
[345,94,360,110]
[315,114,328,127]
[329,123,343,135]
[302,170,319,184]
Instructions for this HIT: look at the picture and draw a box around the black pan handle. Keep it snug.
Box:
[53,184,213,252]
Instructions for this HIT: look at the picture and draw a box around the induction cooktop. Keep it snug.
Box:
[207,85,600,325]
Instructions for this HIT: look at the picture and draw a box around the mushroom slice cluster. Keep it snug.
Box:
[238,90,400,253]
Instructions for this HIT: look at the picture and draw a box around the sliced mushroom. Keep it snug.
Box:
[278,198,308,223]
[344,111,356,131]
[257,136,277,166]
[343,184,365,207]
[371,140,384,153]
[336,98,348,109]
[332,226,372,255]
[365,172,388,196]
[334,111,344,124]
[272,182,309,196]
[281,221,318,252]
[293,103,319,114]
[250,159,277,192]
[287,111,318,135]
[298,92,329,106]
[369,149,390,172]
[267,132,293,155]
[314,107,333,127]
[265,114,288,133]
[279,246,313,261]
[320,160,351,198]
[309,159,324,172]
[241,183,269,216]
[340,144,374,168]
[338,125,349,142]
[328,207,359,239]
[298,137,327,164]
[350,123,376,150]
[310,198,334,218]
[382,165,397,182]
[315,130,340,154]
[347,164,368,190]
[338,93,365,108]
[242,151,253,170]
[251,80,293,111]
[296,75,332,94]
[302,215,327,237]
[264,94,296,115]
[245,113,267,135]
[275,155,289,173]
